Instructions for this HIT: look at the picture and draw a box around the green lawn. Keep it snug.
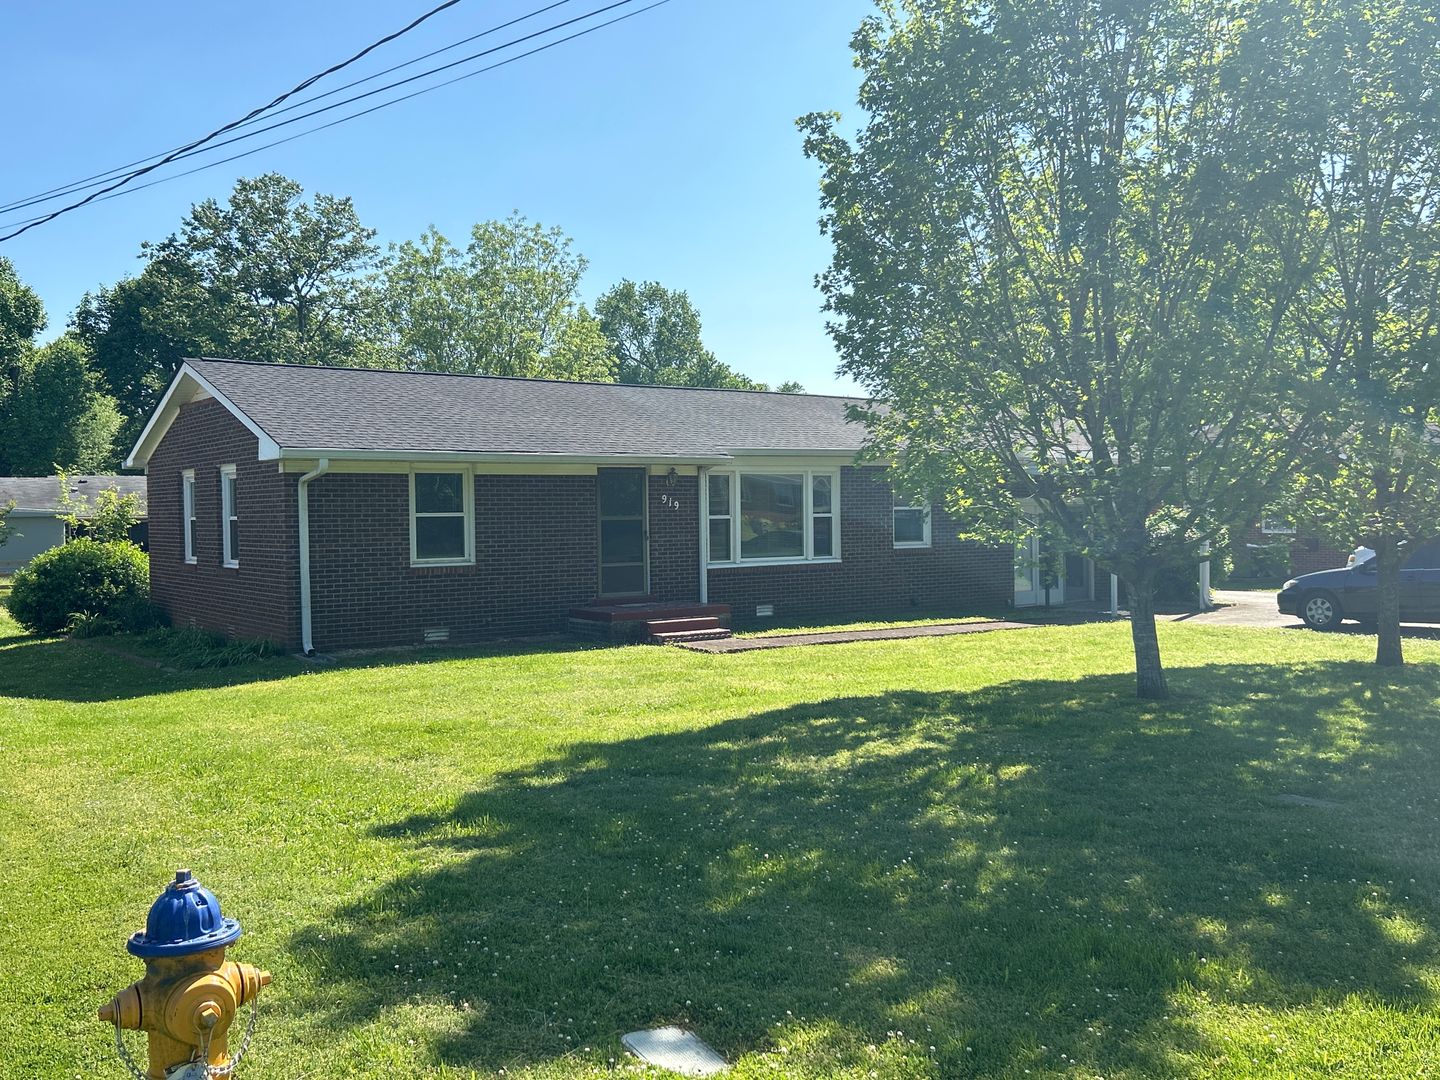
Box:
[733,612,996,638]
[2,608,1439,1079]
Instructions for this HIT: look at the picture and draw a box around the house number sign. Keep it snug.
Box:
[660,494,682,511]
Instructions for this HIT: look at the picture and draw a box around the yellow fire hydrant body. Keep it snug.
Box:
[99,870,271,1079]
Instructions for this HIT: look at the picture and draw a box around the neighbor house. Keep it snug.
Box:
[0,475,148,573]
[124,359,1040,652]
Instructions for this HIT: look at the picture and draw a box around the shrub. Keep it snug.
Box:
[7,539,151,635]
[136,626,276,669]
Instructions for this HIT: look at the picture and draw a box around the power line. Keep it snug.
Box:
[0,1,673,233]
[0,0,580,216]
[0,0,466,243]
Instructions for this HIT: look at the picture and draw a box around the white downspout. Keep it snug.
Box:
[298,458,330,656]
[698,466,709,605]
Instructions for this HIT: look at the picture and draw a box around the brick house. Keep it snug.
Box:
[125,359,1021,652]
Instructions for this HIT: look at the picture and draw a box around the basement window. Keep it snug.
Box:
[410,469,474,566]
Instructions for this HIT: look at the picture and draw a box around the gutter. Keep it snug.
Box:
[297,458,330,656]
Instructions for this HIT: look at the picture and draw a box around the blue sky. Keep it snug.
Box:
[0,0,876,394]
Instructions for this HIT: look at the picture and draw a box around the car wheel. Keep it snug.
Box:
[1302,591,1343,631]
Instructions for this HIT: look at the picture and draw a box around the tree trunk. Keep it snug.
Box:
[1375,540,1404,668]
[1127,575,1170,700]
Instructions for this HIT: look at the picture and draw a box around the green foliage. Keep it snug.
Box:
[6,538,150,635]
[0,500,15,550]
[373,217,615,380]
[132,625,276,669]
[801,0,1327,696]
[70,261,216,453]
[1283,0,1440,667]
[596,279,765,388]
[54,467,143,542]
[0,334,121,475]
[0,255,45,375]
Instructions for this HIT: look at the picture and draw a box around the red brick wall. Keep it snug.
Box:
[707,466,1013,623]
[149,445,1014,651]
[147,399,300,644]
[306,472,600,650]
[1232,522,1350,579]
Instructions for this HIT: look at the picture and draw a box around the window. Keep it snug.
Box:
[1260,515,1296,536]
[707,473,732,563]
[705,468,840,565]
[219,465,238,567]
[893,501,931,548]
[410,469,473,565]
[182,470,197,564]
[1405,538,1440,569]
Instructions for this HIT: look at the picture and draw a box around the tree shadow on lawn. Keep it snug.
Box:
[0,633,612,703]
[289,662,1440,1077]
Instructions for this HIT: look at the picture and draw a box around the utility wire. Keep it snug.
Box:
[0,0,673,232]
[0,0,466,242]
[0,0,649,233]
[0,0,579,216]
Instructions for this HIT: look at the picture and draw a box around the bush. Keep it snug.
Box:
[135,626,276,669]
[7,539,151,635]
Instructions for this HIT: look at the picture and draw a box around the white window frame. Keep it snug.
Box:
[893,501,932,549]
[409,466,475,567]
[1260,515,1296,536]
[182,469,197,564]
[705,467,841,567]
[219,464,238,568]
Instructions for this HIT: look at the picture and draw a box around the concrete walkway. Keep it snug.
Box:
[675,619,1038,653]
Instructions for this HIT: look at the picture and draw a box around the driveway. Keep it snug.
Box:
[1176,588,1440,637]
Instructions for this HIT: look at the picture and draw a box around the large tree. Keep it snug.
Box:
[1288,0,1440,668]
[71,256,217,454]
[0,336,122,475]
[0,259,120,474]
[596,279,768,389]
[802,0,1325,698]
[373,217,614,381]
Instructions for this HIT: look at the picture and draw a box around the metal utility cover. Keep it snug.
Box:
[621,1027,729,1076]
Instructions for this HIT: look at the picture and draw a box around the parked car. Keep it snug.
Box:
[1278,538,1440,629]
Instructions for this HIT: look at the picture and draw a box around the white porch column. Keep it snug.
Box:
[697,466,709,604]
[1199,543,1213,610]
[1109,574,1119,616]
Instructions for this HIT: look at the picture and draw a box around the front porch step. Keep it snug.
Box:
[645,616,725,636]
[650,627,734,644]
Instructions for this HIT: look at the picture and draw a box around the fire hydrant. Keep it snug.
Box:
[98,869,272,1079]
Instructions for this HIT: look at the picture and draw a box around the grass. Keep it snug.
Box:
[2,605,1439,1079]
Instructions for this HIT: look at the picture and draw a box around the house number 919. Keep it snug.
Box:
[660,494,682,511]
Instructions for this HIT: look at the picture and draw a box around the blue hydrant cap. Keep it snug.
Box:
[126,869,242,958]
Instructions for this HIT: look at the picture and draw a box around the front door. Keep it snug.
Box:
[598,467,648,597]
[1015,531,1044,607]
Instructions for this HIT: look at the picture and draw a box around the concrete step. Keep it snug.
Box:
[650,627,734,644]
[645,616,724,636]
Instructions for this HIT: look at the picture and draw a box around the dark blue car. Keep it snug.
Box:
[1278,538,1440,629]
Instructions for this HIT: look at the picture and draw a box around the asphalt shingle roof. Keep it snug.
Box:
[0,475,147,514]
[187,358,870,458]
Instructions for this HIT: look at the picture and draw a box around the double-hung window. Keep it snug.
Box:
[705,468,840,565]
[410,469,474,566]
[1260,515,1296,536]
[893,501,931,548]
[219,464,239,567]
[182,470,197,564]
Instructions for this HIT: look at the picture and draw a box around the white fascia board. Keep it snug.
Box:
[124,362,282,468]
[275,448,736,466]
[727,447,861,457]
